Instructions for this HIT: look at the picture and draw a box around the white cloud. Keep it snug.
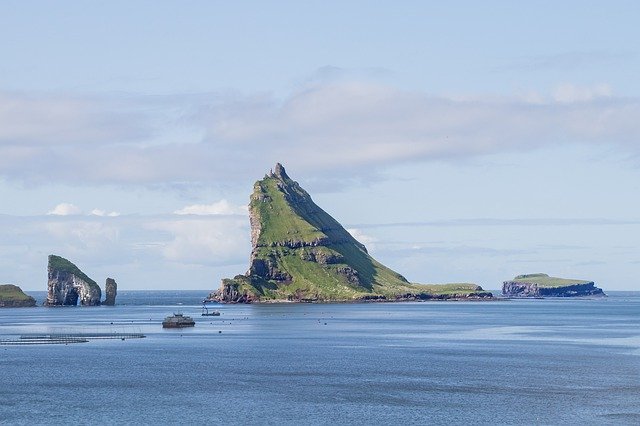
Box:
[0,92,153,149]
[552,83,612,103]
[90,209,121,217]
[2,82,640,187]
[173,200,247,216]
[47,203,82,216]
[44,221,120,251]
[146,217,249,265]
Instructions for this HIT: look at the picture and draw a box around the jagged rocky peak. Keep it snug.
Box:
[44,255,101,306]
[272,162,289,180]
[104,277,117,306]
[210,163,493,303]
[502,273,605,298]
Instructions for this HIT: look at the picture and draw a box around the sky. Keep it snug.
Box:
[1,1,639,291]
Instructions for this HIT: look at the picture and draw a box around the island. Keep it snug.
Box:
[208,163,493,303]
[0,284,37,307]
[502,273,605,298]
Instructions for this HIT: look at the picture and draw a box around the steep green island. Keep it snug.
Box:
[0,284,37,307]
[210,163,493,303]
[502,273,605,297]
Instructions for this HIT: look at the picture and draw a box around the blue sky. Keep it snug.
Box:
[1,1,639,291]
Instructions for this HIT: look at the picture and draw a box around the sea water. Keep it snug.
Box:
[1,291,639,425]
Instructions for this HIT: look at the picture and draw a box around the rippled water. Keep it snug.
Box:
[1,292,639,425]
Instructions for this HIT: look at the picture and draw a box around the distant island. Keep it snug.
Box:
[208,163,493,303]
[502,273,605,298]
[0,284,36,307]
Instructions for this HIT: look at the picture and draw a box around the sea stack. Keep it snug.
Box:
[0,284,37,307]
[44,255,101,306]
[210,163,492,303]
[502,273,605,298]
[104,278,117,306]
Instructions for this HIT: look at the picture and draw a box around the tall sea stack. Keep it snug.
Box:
[104,278,117,306]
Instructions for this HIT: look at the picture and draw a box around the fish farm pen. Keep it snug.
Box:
[0,329,146,345]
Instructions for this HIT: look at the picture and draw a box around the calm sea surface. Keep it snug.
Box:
[1,291,639,425]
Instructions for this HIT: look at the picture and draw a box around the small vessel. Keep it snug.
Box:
[201,305,220,316]
[162,313,195,328]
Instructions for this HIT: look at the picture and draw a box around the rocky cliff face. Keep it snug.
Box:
[44,255,101,306]
[502,273,605,297]
[103,278,117,306]
[0,284,37,307]
[211,163,492,303]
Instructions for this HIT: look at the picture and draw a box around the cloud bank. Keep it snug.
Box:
[1,82,639,186]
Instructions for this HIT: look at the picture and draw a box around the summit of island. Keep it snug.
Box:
[209,163,493,303]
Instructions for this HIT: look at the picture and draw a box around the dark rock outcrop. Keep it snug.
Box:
[502,273,605,297]
[44,255,101,306]
[0,284,37,307]
[216,278,257,303]
[103,278,117,306]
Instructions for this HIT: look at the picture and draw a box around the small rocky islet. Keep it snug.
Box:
[502,273,605,298]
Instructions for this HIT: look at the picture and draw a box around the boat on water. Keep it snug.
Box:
[201,305,220,316]
[162,313,195,328]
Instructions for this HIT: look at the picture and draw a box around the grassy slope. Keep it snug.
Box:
[239,170,488,300]
[249,174,413,298]
[252,178,326,245]
[0,284,36,302]
[510,273,590,288]
[48,255,99,288]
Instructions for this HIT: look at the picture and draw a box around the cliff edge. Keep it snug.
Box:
[210,163,493,303]
[502,273,605,297]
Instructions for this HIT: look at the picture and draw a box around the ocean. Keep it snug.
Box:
[1,291,639,425]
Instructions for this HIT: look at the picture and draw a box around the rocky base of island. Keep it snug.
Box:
[208,278,494,304]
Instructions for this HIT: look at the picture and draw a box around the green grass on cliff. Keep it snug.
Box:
[251,178,326,245]
[0,284,35,302]
[511,273,590,288]
[48,255,99,287]
[416,283,484,295]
